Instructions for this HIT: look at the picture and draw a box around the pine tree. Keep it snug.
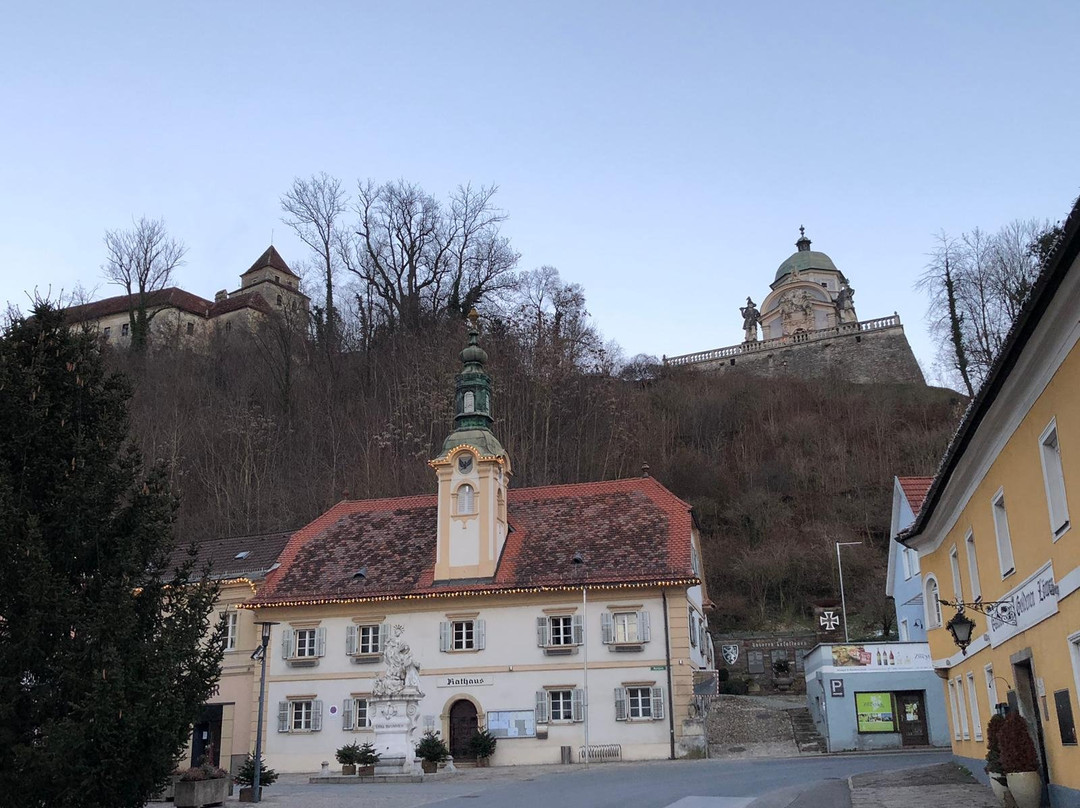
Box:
[0,303,223,808]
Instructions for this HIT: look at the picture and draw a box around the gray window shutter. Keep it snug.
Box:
[440,621,451,652]
[313,700,323,731]
[476,619,486,650]
[639,610,651,643]
[651,687,665,720]
[345,625,358,655]
[572,614,584,645]
[277,701,289,732]
[281,628,293,659]
[536,617,549,647]
[315,627,327,657]
[379,623,389,653]
[535,691,549,724]
[572,688,584,722]
[614,688,628,721]
[342,698,354,730]
[601,612,614,644]
[689,610,697,647]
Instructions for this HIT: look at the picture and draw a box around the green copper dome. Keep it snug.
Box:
[774,227,839,282]
[437,309,507,459]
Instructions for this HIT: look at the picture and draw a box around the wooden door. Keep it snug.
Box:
[449,700,478,760]
[896,691,929,746]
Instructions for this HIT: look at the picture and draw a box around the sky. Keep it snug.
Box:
[2,1,1078,379]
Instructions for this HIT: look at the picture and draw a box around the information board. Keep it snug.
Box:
[855,692,897,733]
[486,710,536,739]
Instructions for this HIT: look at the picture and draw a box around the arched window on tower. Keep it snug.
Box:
[457,484,476,515]
[463,391,475,413]
[925,577,942,628]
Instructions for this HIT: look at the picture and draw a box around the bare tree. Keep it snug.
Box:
[342,180,519,333]
[102,216,187,351]
[281,173,348,351]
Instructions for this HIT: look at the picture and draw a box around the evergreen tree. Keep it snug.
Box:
[0,303,222,808]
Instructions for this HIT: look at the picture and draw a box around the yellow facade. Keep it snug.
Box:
[909,238,1080,802]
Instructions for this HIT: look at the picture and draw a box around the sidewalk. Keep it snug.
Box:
[848,762,998,808]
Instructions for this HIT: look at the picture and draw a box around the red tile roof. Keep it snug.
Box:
[172,530,295,581]
[63,287,213,322]
[207,291,273,317]
[249,477,697,607]
[898,476,933,515]
[243,245,297,278]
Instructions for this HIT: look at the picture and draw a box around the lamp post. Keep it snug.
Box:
[835,542,861,642]
[251,621,278,803]
[572,552,589,768]
[945,608,976,655]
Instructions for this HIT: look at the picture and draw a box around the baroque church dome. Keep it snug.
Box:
[773,227,840,283]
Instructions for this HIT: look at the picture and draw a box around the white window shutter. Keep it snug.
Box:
[313,700,323,731]
[440,621,451,652]
[342,698,354,730]
[572,614,584,645]
[536,617,549,647]
[345,625,358,656]
[315,627,327,657]
[277,701,289,732]
[651,687,665,720]
[476,619,486,650]
[379,623,389,653]
[572,688,584,722]
[639,610,651,642]
[601,612,614,644]
[281,628,293,659]
[614,688,628,721]
[535,691,549,724]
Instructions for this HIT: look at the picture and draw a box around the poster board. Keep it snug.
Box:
[855,692,897,733]
[486,710,536,739]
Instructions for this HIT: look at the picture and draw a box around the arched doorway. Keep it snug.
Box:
[449,699,478,760]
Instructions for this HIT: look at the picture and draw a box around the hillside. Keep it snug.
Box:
[110,320,962,635]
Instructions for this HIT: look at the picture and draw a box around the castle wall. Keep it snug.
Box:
[686,325,925,385]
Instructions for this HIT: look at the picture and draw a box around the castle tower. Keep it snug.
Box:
[430,310,511,581]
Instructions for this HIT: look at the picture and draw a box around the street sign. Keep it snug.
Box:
[830,678,846,698]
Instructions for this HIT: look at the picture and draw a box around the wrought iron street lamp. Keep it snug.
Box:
[944,608,976,655]
[251,621,279,803]
[938,596,1017,655]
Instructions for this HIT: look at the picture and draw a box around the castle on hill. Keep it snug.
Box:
[664,229,925,385]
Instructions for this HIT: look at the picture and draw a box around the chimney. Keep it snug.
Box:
[641,463,650,478]
[215,290,228,302]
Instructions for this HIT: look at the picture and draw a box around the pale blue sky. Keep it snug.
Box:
[2,2,1078,376]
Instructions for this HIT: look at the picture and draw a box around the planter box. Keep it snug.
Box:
[357,765,376,777]
[421,760,438,774]
[238,785,260,802]
[341,764,357,776]
[1006,771,1040,808]
[174,777,229,808]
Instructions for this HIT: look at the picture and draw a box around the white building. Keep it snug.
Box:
[245,311,715,771]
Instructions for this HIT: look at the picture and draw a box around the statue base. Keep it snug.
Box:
[370,694,422,774]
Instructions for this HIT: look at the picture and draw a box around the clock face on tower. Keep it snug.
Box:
[457,454,474,474]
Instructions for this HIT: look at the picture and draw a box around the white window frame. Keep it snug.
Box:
[901,545,913,580]
[966,672,983,741]
[602,610,651,646]
[536,614,583,650]
[949,545,963,601]
[899,619,909,642]
[346,623,386,658]
[1040,419,1071,539]
[991,488,1015,578]
[440,619,486,652]
[281,626,326,663]
[924,575,942,629]
[984,664,998,714]
[614,685,665,721]
[545,689,583,723]
[955,676,970,740]
[222,610,239,652]
[295,628,319,658]
[688,607,698,648]
[277,698,323,733]
[948,679,962,740]
[342,696,371,731]
[965,530,982,602]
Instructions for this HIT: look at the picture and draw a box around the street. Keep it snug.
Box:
[257,751,953,808]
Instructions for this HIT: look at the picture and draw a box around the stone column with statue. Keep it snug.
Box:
[369,625,425,774]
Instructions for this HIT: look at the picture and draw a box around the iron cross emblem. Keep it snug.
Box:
[819,611,840,631]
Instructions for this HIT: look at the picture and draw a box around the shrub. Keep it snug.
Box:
[985,714,1005,773]
[999,712,1039,774]
[356,742,381,766]
[772,659,791,676]
[234,753,278,787]
[336,741,362,765]
[415,730,450,763]
[178,764,228,782]
[717,668,731,683]
[469,729,498,759]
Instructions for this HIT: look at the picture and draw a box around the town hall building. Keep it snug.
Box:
[243,311,715,771]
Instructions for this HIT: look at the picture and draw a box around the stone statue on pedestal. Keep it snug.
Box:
[835,283,856,324]
[370,625,424,774]
[740,297,761,342]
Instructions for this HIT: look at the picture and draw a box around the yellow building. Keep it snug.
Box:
[902,200,1080,806]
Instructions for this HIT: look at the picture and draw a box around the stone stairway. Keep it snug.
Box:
[785,707,826,753]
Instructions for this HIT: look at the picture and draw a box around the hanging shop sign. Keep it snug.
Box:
[988,561,1059,648]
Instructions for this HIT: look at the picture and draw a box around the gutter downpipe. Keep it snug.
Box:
[662,589,676,760]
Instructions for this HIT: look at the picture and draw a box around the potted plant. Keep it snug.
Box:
[336,741,362,775]
[174,760,230,808]
[772,658,794,691]
[356,741,381,776]
[984,715,1014,806]
[468,729,498,767]
[234,753,278,803]
[415,730,449,774]
[999,712,1041,808]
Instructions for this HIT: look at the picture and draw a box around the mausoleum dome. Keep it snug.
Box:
[773,227,840,282]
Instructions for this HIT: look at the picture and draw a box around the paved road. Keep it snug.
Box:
[259,751,952,808]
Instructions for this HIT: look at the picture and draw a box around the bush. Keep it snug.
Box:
[415,730,450,763]
[985,714,1005,773]
[178,764,228,782]
[234,753,278,787]
[772,659,791,676]
[336,741,362,765]
[999,712,1039,774]
[356,741,381,766]
[718,678,749,695]
[469,729,497,759]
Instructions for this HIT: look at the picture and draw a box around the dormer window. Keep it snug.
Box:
[463,391,475,413]
[457,484,476,515]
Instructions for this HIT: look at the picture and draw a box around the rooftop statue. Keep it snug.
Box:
[740,297,761,342]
